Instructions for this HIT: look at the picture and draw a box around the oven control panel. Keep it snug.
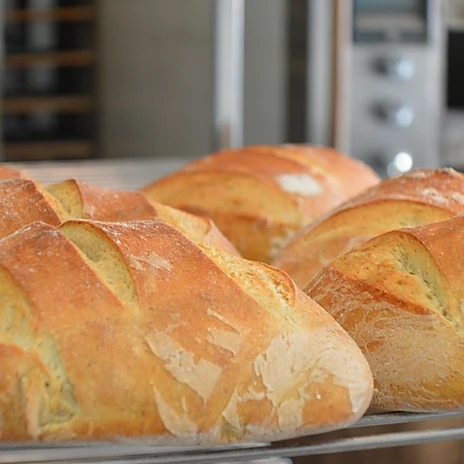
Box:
[347,0,445,177]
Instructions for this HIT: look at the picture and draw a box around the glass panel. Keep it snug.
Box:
[355,0,425,14]
[353,0,428,43]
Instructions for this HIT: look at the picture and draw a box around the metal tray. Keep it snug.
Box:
[1,412,464,464]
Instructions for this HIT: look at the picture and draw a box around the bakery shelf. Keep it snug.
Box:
[5,6,95,23]
[4,141,94,161]
[3,96,94,115]
[0,412,463,464]
[2,3,98,162]
[5,50,95,69]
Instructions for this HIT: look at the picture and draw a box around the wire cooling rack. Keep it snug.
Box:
[1,412,464,463]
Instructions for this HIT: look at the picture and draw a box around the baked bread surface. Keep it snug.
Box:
[274,168,464,288]
[306,214,464,412]
[0,219,373,442]
[0,165,27,180]
[141,145,379,263]
[0,177,238,255]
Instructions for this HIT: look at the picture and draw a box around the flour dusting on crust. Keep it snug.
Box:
[275,174,322,197]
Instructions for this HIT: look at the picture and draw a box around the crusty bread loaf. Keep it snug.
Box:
[274,168,464,288]
[305,214,464,412]
[0,165,27,180]
[0,219,373,442]
[0,177,238,254]
[141,145,379,263]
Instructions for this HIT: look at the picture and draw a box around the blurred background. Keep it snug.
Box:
[0,0,463,178]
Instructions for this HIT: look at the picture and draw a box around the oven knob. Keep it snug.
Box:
[375,57,415,81]
[373,102,415,128]
[387,151,414,177]
[369,151,414,178]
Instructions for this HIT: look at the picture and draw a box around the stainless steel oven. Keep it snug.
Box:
[326,0,446,178]
[443,0,464,170]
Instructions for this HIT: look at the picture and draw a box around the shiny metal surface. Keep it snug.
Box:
[212,0,245,150]
[0,412,464,463]
[374,56,416,81]
[372,101,415,128]
[334,0,445,177]
[306,0,335,146]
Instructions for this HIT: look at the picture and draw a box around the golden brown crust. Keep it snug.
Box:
[0,220,373,442]
[0,178,67,239]
[141,145,379,263]
[0,177,239,254]
[0,165,27,180]
[305,215,464,412]
[274,168,464,288]
[153,203,240,257]
[46,178,160,221]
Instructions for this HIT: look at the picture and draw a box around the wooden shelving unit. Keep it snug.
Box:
[3,96,94,114]
[5,5,95,23]
[2,1,98,161]
[5,49,95,68]
[3,140,93,159]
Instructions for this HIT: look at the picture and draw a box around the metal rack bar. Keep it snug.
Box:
[354,410,464,428]
[212,0,245,150]
[1,412,464,464]
[306,0,334,146]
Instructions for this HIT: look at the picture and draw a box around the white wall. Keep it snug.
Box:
[98,0,288,159]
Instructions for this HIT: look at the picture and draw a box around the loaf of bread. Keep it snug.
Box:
[0,165,27,180]
[0,177,238,254]
[274,168,464,288]
[305,214,464,412]
[141,145,379,263]
[0,219,373,442]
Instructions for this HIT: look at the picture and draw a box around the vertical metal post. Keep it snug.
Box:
[306,0,335,146]
[331,0,353,153]
[212,0,245,150]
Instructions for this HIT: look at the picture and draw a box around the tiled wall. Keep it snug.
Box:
[98,0,288,160]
